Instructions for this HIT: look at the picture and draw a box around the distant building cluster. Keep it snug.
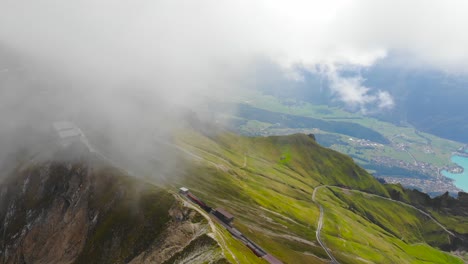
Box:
[372,156,440,178]
[348,137,384,148]
[382,177,462,195]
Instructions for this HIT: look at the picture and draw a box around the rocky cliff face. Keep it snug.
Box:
[0,157,226,264]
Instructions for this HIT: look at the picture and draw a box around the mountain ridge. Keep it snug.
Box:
[0,152,227,264]
[1,126,467,263]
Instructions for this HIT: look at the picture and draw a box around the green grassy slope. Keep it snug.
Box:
[167,128,465,263]
[318,187,460,263]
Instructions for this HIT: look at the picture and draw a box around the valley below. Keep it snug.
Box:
[208,91,468,195]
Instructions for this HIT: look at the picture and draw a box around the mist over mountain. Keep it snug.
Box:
[1,1,468,263]
[2,0,468,155]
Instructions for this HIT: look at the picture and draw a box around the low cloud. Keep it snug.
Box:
[0,0,466,169]
[325,66,394,112]
[377,91,394,109]
[1,1,467,108]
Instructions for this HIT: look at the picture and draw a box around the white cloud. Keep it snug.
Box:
[377,91,394,109]
[0,0,467,115]
[3,0,468,176]
[325,66,393,112]
[328,73,374,106]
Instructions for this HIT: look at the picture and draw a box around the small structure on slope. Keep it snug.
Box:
[53,121,84,147]
[213,208,234,225]
[179,187,189,195]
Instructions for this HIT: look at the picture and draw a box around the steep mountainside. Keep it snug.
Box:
[1,124,467,264]
[0,153,227,264]
[166,127,468,263]
[214,91,465,194]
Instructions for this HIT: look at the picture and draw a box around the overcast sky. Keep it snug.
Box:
[2,0,468,109]
[1,0,468,150]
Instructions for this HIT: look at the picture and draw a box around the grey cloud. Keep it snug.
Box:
[0,0,467,171]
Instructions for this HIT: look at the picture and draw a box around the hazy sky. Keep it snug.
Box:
[1,0,468,169]
[1,0,468,109]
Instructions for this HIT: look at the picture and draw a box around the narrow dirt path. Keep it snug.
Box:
[329,186,456,237]
[312,186,340,264]
[312,184,457,264]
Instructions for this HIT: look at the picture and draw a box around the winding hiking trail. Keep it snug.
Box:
[312,185,458,264]
[327,186,456,237]
[312,186,340,264]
